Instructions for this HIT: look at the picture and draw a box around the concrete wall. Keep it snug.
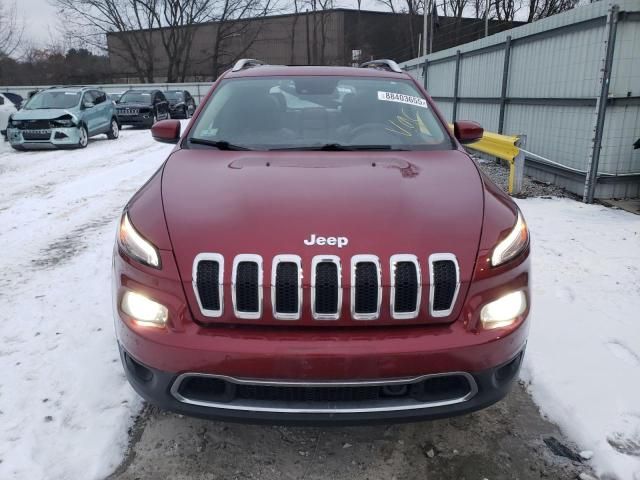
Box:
[401,0,640,199]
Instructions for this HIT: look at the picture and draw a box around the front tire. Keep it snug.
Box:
[148,112,157,129]
[107,118,119,139]
[77,125,88,148]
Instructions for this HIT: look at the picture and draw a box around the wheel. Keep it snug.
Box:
[107,118,119,139]
[77,125,88,148]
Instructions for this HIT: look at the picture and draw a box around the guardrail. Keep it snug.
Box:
[450,124,526,195]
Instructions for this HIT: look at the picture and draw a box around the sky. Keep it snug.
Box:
[16,0,59,49]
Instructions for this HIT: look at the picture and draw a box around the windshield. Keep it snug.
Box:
[165,91,183,101]
[119,91,152,104]
[24,91,80,110]
[188,76,451,151]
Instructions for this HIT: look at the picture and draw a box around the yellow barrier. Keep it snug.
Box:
[448,124,524,195]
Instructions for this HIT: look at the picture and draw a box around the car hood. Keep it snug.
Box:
[12,109,76,120]
[162,149,485,290]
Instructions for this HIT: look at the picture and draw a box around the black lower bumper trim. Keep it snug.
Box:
[119,345,525,425]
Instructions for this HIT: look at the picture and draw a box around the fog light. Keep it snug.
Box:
[480,291,526,329]
[121,291,168,327]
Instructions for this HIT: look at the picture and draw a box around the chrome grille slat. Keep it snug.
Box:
[350,255,381,320]
[311,255,342,320]
[193,253,224,317]
[271,255,302,320]
[232,254,263,319]
[428,253,460,317]
[390,254,421,319]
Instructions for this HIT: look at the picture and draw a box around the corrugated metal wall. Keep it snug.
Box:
[401,0,640,199]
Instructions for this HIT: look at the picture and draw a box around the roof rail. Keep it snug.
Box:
[359,59,403,74]
[46,85,88,90]
[232,58,266,72]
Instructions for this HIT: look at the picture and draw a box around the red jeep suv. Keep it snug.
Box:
[113,59,530,424]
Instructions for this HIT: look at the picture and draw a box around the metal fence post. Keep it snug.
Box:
[452,50,461,122]
[510,135,526,195]
[422,59,429,90]
[498,36,512,134]
[583,5,619,203]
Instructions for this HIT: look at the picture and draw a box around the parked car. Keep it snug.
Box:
[0,93,18,137]
[107,92,125,104]
[114,59,530,424]
[6,86,119,150]
[2,92,24,110]
[165,90,196,119]
[116,89,170,128]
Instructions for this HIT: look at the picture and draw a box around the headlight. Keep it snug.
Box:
[118,212,161,268]
[52,119,75,127]
[491,211,529,267]
[121,291,167,327]
[480,291,527,329]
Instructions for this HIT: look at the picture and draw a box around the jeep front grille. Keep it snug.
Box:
[193,253,460,323]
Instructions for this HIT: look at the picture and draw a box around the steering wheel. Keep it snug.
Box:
[348,122,392,142]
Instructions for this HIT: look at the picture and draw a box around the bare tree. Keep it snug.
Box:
[0,1,23,57]
[493,0,520,21]
[307,0,335,65]
[50,0,159,82]
[289,0,300,64]
[445,0,469,18]
[207,0,275,78]
[136,0,213,82]
[526,0,578,22]
[374,0,397,13]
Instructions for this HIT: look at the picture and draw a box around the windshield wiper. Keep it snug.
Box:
[270,143,406,151]
[189,138,253,151]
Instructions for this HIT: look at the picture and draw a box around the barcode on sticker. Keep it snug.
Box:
[377,91,428,108]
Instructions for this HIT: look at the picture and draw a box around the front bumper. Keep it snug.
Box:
[119,343,525,425]
[118,114,153,127]
[7,126,81,148]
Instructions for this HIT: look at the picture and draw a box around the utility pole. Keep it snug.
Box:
[429,0,434,54]
[422,1,428,56]
[485,0,489,37]
[305,10,311,65]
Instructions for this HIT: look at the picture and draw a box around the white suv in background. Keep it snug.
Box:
[0,93,18,138]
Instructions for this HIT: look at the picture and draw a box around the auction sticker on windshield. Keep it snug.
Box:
[377,91,428,108]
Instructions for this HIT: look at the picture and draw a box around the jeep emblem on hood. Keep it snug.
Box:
[304,234,349,248]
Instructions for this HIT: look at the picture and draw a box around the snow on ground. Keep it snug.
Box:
[518,198,640,480]
[0,127,179,480]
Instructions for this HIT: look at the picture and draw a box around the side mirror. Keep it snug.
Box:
[453,120,483,144]
[82,101,95,109]
[151,119,181,144]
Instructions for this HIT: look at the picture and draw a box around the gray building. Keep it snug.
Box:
[106,9,520,82]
